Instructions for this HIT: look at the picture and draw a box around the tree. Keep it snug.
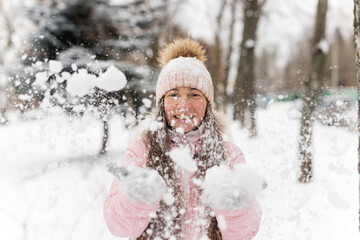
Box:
[222,0,237,112]
[207,0,226,110]
[233,0,267,137]
[255,47,281,94]
[0,1,30,123]
[200,0,238,112]
[298,0,328,183]
[9,0,172,155]
[353,0,360,228]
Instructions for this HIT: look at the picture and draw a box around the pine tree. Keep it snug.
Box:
[10,0,169,154]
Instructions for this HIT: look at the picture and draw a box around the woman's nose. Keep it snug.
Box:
[177,96,190,108]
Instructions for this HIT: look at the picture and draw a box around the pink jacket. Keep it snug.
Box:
[104,134,261,240]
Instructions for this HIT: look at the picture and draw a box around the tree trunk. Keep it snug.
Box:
[0,1,14,65]
[209,0,226,110]
[354,0,360,174]
[140,0,161,68]
[298,86,317,183]
[353,0,360,229]
[222,0,237,113]
[298,0,328,183]
[100,120,109,155]
[330,29,340,88]
[233,0,264,137]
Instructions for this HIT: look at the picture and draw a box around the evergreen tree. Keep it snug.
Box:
[9,0,169,154]
[11,0,170,111]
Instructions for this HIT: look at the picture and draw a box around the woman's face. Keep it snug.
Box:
[164,87,207,133]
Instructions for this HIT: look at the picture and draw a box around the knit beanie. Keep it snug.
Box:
[156,38,214,108]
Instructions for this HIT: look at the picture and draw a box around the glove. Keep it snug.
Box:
[202,164,266,212]
[108,163,167,205]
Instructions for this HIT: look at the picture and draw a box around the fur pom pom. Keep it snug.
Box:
[158,38,207,67]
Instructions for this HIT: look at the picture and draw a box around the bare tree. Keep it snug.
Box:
[353,0,360,228]
[206,0,227,110]
[0,2,14,62]
[298,0,328,183]
[222,0,237,112]
[0,1,16,124]
[233,0,266,137]
[330,28,340,88]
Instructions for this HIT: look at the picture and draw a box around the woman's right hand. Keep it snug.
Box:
[119,166,167,205]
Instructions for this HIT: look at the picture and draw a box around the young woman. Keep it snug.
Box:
[104,38,262,240]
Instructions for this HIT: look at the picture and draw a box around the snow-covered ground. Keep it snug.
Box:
[0,102,358,240]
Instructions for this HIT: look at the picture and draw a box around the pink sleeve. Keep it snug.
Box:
[213,141,261,239]
[214,201,261,240]
[121,140,147,167]
[103,141,159,238]
[224,141,246,166]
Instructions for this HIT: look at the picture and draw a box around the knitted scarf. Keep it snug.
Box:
[136,99,226,240]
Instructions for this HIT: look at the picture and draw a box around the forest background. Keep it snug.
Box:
[0,0,359,239]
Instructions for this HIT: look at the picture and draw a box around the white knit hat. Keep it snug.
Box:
[155,39,214,108]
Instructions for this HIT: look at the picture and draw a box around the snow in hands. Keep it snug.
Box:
[106,162,130,181]
[109,164,167,205]
[202,164,266,212]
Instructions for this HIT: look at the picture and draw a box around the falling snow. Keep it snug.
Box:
[169,147,198,173]
[0,102,358,240]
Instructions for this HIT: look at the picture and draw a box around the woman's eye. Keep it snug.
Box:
[167,93,178,99]
[191,93,200,97]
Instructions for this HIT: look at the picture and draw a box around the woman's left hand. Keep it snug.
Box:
[202,164,266,212]
[203,185,251,212]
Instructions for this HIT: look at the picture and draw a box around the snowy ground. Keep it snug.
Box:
[0,102,358,240]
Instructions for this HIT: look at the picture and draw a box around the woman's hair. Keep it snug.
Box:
[137,98,226,239]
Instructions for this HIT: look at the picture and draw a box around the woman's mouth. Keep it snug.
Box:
[169,114,200,130]
[174,114,194,121]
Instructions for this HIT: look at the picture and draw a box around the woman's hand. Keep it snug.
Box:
[202,165,266,212]
[117,166,167,205]
[204,185,251,212]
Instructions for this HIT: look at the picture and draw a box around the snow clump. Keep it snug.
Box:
[169,147,198,173]
[199,235,210,240]
[163,192,175,206]
[94,65,127,91]
[202,164,266,211]
[119,165,167,204]
[139,118,164,132]
[66,66,127,96]
[217,214,227,230]
[49,60,63,74]
[233,164,267,196]
[34,72,48,87]
[66,69,96,97]
[142,98,152,108]
[318,38,329,53]
[245,39,255,48]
